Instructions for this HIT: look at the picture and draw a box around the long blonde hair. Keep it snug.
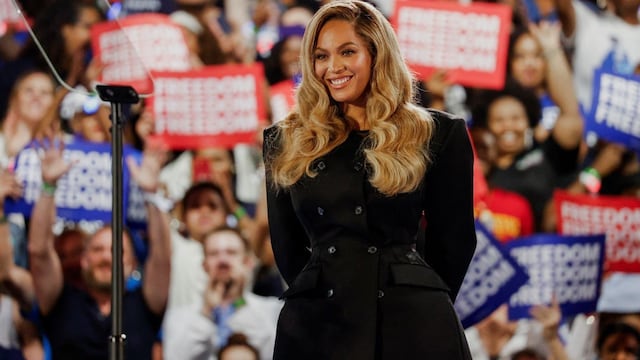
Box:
[269,0,434,196]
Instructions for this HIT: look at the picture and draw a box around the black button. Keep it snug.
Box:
[354,162,363,171]
[367,246,378,254]
[377,290,384,298]
[328,246,337,254]
[317,207,324,215]
[317,161,326,170]
[327,289,334,298]
[354,206,363,215]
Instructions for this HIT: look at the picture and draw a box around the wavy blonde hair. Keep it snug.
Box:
[269,0,434,196]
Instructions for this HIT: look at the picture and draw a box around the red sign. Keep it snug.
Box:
[392,1,511,89]
[555,190,640,273]
[147,63,267,149]
[91,13,192,94]
[269,79,296,123]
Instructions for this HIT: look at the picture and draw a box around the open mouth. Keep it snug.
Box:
[329,76,351,87]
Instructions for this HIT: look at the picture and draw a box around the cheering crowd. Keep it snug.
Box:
[1,0,639,359]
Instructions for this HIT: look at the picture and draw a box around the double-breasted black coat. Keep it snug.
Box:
[264,110,477,360]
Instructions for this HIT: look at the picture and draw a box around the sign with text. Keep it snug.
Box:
[587,70,640,151]
[454,222,529,328]
[4,140,144,225]
[555,190,640,273]
[147,63,266,149]
[91,13,191,94]
[506,233,606,320]
[392,1,511,89]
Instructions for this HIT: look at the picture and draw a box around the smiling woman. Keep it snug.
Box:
[263,1,477,359]
[313,19,372,113]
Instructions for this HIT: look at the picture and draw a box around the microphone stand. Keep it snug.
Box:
[96,85,139,360]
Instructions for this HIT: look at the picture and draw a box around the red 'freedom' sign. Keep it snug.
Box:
[392,1,511,89]
[91,13,192,94]
[147,63,267,149]
[555,190,640,273]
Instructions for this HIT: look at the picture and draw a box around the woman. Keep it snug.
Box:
[470,79,582,232]
[263,1,476,359]
[0,0,103,119]
[0,70,55,268]
[508,21,582,144]
[1,70,56,168]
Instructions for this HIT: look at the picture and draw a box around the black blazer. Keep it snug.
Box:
[264,110,476,360]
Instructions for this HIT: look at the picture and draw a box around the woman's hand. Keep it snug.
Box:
[37,138,73,186]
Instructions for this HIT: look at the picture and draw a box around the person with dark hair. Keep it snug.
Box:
[470,78,583,232]
[0,0,103,119]
[218,333,260,360]
[163,227,281,360]
[596,322,640,360]
[264,1,476,359]
[507,20,582,145]
[168,181,233,309]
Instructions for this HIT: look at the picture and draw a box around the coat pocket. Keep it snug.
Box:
[390,263,450,292]
[279,266,321,299]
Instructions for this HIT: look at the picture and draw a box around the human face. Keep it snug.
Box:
[486,96,530,157]
[81,228,135,292]
[183,191,228,242]
[599,333,639,360]
[281,36,302,80]
[314,19,372,108]
[74,106,110,143]
[62,7,101,56]
[510,34,545,89]
[202,230,250,286]
[11,72,55,126]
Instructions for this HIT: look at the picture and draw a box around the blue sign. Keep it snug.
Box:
[505,233,606,320]
[587,70,640,151]
[4,139,145,227]
[454,222,529,328]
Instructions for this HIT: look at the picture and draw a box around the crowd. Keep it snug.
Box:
[0,0,639,359]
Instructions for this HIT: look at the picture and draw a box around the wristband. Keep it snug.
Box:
[41,182,57,197]
[233,206,247,219]
[579,167,601,194]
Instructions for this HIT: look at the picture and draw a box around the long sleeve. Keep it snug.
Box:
[262,125,311,286]
[422,112,477,301]
[162,305,217,360]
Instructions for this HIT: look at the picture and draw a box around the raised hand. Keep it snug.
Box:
[529,21,563,54]
[126,145,168,193]
[529,295,562,341]
[37,138,73,186]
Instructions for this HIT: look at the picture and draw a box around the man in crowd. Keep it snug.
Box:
[27,143,171,359]
[163,226,281,360]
